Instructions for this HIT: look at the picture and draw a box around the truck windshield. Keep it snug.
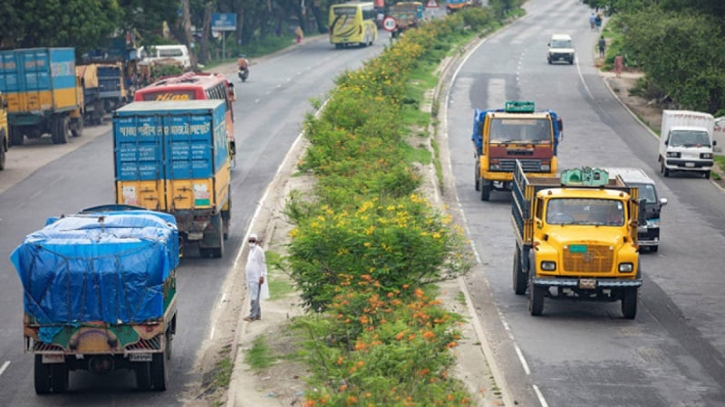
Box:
[669,130,711,148]
[490,118,552,144]
[550,40,572,48]
[546,198,624,226]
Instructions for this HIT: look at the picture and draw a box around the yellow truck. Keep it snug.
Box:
[0,48,84,145]
[472,101,563,201]
[0,92,8,170]
[511,161,643,318]
[76,63,127,125]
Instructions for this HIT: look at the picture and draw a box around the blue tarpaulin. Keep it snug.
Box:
[10,210,179,325]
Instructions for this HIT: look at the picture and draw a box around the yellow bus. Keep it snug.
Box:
[329,2,378,49]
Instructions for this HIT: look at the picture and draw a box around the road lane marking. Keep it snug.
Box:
[0,361,10,376]
[533,385,549,407]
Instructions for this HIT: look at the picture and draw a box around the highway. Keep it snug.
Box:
[0,35,384,405]
[445,0,725,406]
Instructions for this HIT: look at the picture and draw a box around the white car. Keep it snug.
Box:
[547,34,575,65]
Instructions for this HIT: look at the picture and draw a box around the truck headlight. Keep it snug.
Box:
[701,152,713,159]
[666,151,681,158]
[646,219,660,228]
[490,164,500,170]
[541,164,550,171]
[540,261,557,271]
[618,263,634,273]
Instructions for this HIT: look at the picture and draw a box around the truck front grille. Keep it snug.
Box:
[563,245,613,273]
[498,159,543,172]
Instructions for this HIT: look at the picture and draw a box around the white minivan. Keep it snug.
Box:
[139,45,191,69]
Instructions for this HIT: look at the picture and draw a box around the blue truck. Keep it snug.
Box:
[11,206,179,393]
[0,48,84,145]
[113,100,232,257]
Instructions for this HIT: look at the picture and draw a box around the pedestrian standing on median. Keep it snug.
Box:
[614,54,624,78]
[244,233,267,322]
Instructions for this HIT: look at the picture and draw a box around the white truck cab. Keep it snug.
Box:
[659,110,716,178]
[547,34,575,65]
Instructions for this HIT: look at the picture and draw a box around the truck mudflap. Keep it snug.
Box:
[531,277,643,288]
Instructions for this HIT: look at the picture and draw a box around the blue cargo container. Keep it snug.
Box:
[0,47,83,145]
[113,100,231,258]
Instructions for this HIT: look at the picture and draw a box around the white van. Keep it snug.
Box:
[547,34,575,65]
[139,45,191,69]
[659,110,716,178]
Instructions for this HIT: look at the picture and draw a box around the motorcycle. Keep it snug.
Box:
[238,67,249,82]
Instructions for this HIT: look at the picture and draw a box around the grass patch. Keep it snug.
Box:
[403,142,433,165]
[715,155,725,172]
[456,292,466,306]
[210,356,233,389]
[244,336,276,370]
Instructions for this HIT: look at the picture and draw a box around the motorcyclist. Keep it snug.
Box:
[237,54,249,72]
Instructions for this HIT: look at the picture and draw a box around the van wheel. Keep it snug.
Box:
[650,246,659,253]
[704,171,711,179]
[660,162,669,177]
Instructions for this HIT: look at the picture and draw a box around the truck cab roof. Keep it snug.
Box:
[602,167,654,184]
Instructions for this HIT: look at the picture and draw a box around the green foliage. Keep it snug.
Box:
[245,336,276,370]
[621,8,725,112]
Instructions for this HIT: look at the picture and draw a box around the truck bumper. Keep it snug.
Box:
[637,226,660,246]
[531,277,642,288]
[665,158,713,171]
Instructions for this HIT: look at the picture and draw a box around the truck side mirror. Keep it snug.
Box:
[557,117,563,132]
[659,198,668,206]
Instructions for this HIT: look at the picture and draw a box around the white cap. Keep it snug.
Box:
[249,233,258,241]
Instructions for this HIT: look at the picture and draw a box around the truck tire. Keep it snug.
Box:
[0,133,6,171]
[480,179,492,201]
[150,351,168,391]
[474,162,480,191]
[703,171,711,179]
[513,247,527,295]
[222,192,231,240]
[650,246,659,253]
[50,363,69,393]
[529,282,545,316]
[71,115,84,138]
[10,126,24,146]
[34,355,52,395]
[51,116,69,145]
[660,161,669,177]
[135,362,152,390]
[621,287,638,319]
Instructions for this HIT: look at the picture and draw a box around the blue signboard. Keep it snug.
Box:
[211,13,237,31]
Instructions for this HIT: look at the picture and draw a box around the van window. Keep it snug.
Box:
[632,183,657,203]
[159,49,183,58]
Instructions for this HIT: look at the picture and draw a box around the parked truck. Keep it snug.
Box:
[76,62,127,125]
[511,162,643,318]
[658,110,716,178]
[0,48,84,145]
[389,2,423,31]
[11,205,179,393]
[472,101,563,201]
[113,100,232,258]
[0,92,8,170]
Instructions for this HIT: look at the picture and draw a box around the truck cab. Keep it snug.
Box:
[605,167,667,252]
[472,101,563,201]
[659,110,716,178]
[511,163,642,318]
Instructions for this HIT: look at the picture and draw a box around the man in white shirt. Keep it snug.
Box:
[243,233,267,321]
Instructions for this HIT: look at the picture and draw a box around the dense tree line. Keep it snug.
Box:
[583,0,725,114]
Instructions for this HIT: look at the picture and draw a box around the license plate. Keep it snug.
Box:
[129,353,153,362]
[685,162,695,168]
[570,245,587,253]
[579,279,596,289]
[41,354,65,364]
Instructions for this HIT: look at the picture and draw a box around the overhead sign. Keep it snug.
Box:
[426,0,438,8]
[211,13,237,31]
[382,16,397,32]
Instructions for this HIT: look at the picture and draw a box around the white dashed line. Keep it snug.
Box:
[0,361,10,376]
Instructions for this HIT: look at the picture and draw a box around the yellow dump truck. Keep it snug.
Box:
[0,48,84,145]
[511,161,643,318]
[76,63,127,125]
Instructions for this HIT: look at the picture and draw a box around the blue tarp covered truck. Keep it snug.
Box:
[0,47,84,145]
[11,206,179,394]
[113,100,232,258]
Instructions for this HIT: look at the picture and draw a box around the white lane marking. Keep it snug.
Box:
[445,21,548,407]
[533,385,549,407]
[0,361,10,376]
[575,54,595,100]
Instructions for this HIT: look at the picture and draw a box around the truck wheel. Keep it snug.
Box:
[480,179,492,201]
[703,171,711,179]
[34,355,52,395]
[621,287,638,319]
[51,116,69,145]
[529,283,545,316]
[0,134,6,171]
[71,115,84,138]
[660,162,669,177]
[474,162,480,191]
[650,246,659,253]
[135,362,152,390]
[10,126,24,146]
[513,247,527,295]
[212,228,225,258]
[50,363,69,393]
[150,351,168,391]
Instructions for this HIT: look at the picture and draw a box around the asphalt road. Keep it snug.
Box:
[446,1,725,406]
[0,34,385,405]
